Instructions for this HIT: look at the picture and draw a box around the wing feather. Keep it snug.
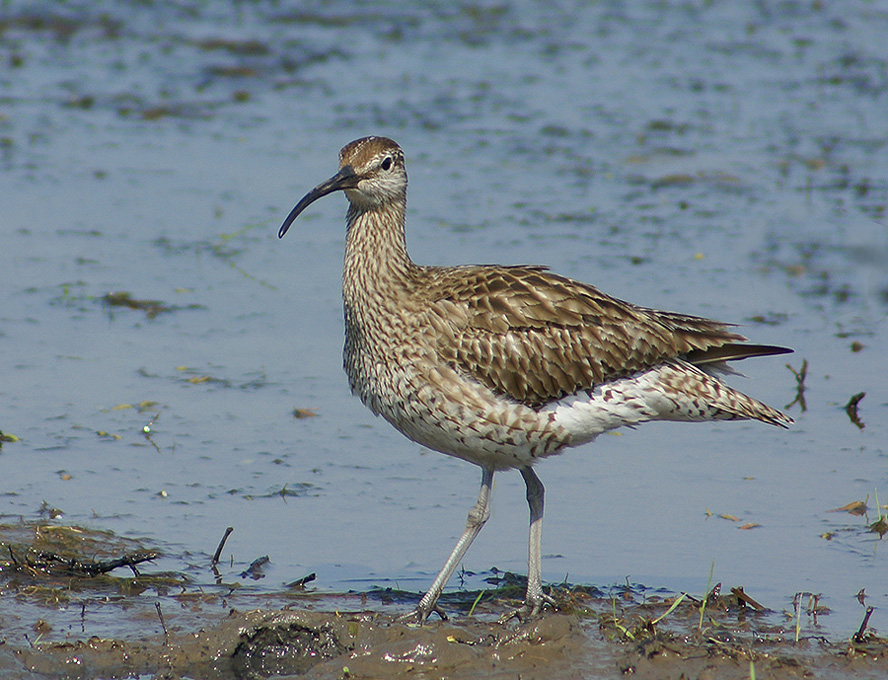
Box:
[421,264,787,408]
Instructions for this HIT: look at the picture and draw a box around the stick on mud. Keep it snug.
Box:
[155,602,168,643]
[854,606,874,642]
[212,526,234,565]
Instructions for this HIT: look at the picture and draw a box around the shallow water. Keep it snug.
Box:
[2,0,887,649]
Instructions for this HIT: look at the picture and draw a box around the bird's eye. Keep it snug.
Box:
[381,157,393,171]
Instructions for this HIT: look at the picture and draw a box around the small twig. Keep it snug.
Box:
[853,606,874,643]
[785,359,808,412]
[287,572,317,589]
[212,527,234,566]
[730,586,765,612]
[809,593,820,615]
[155,602,169,644]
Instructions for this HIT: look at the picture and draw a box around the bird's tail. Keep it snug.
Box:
[657,359,793,428]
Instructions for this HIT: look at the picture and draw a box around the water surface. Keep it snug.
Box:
[2,0,886,643]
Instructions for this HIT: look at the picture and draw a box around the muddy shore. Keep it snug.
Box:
[7,596,888,680]
[2,522,886,680]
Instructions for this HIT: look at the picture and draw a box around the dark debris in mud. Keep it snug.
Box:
[0,522,183,599]
[7,546,158,578]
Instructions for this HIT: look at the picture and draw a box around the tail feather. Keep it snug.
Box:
[659,359,793,428]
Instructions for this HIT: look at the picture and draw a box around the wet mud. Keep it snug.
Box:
[7,594,888,680]
[2,523,887,680]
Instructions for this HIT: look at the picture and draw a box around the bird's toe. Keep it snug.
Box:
[498,590,557,624]
[398,603,448,625]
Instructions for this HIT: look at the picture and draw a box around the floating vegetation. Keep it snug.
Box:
[830,499,869,516]
[844,391,866,429]
[0,430,21,446]
[292,407,318,419]
[103,291,171,318]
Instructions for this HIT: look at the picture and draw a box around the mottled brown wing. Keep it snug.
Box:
[425,265,755,408]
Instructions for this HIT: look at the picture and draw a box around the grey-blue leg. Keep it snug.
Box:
[406,466,494,622]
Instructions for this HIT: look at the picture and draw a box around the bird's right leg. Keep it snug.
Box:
[402,466,494,623]
[499,466,556,622]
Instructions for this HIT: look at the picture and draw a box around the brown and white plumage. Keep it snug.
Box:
[278,136,792,622]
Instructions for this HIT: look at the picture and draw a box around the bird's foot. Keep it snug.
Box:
[398,603,449,625]
[498,590,557,624]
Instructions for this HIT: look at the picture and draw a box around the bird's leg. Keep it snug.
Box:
[500,466,556,622]
[402,466,494,624]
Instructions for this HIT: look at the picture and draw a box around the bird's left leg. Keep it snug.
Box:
[402,466,494,623]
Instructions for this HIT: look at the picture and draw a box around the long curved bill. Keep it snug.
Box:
[278,165,359,239]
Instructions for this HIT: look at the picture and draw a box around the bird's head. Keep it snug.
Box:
[279,136,407,238]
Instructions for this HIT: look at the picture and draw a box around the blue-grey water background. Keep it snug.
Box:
[1,0,886,642]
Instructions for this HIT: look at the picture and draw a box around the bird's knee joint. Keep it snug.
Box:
[466,504,490,528]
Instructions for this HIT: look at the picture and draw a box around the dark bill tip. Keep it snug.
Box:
[278,165,359,239]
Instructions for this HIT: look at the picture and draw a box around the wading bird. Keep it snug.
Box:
[278,136,791,622]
